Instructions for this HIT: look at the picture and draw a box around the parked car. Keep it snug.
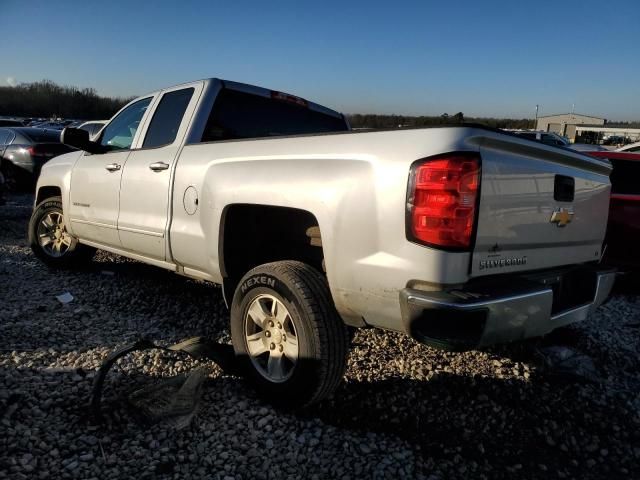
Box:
[77,120,107,138]
[0,119,24,127]
[510,130,570,146]
[30,78,615,407]
[0,167,5,204]
[30,121,67,130]
[603,135,631,146]
[586,151,640,270]
[0,127,74,187]
[616,141,640,153]
[568,143,609,152]
[27,118,47,127]
[510,130,607,152]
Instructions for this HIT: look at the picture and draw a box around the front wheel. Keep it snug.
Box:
[28,196,95,268]
[230,261,349,408]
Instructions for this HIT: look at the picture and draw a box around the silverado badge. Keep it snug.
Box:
[550,207,574,227]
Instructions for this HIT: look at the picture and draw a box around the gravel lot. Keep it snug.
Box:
[1,193,639,479]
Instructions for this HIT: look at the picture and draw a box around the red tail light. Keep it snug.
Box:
[27,145,56,157]
[407,153,480,249]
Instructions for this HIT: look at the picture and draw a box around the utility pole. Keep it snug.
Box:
[534,104,539,129]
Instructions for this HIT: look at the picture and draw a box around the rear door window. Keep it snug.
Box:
[201,88,348,142]
[143,88,195,148]
[0,129,9,145]
[22,130,61,143]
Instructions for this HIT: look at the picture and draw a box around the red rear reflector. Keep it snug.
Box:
[407,153,480,249]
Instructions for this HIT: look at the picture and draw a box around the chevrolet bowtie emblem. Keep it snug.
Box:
[550,207,574,227]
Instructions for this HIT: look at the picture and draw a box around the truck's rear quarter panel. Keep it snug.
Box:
[170,126,612,336]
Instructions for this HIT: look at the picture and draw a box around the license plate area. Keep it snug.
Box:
[524,267,597,314]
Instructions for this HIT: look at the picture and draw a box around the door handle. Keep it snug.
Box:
[149,162,169,172]
[105,163,121,172]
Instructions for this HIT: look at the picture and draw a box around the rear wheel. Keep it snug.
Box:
[230,261,349,408]
[28,196,95,268]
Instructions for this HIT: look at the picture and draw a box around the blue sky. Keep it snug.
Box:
[3,0,639,119]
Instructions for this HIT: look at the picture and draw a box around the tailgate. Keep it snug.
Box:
[470,134,611,277]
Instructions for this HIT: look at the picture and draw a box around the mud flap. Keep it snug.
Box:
[90,337,239,422]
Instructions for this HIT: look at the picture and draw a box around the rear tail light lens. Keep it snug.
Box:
[27,145,56,157]
[407,153,480,249]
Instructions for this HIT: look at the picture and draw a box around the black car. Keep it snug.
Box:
[0,127,74,187]
[0,119,24,127]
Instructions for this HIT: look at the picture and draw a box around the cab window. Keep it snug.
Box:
[201,88,348,142]
[143,88,194,148]
[99,97,152,151]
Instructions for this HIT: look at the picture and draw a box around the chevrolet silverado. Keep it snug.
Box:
[29,78,616,406]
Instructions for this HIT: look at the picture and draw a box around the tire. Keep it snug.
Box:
[28,196,95,268]
[0,169,6,205]
[1,162,17,193]
[230,261,349,408]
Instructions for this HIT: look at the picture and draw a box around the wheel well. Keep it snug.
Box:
[221,204,325,300]
[36,186,61,205]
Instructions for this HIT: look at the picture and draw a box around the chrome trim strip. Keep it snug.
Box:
[405,288,551,311]
[550,303,591,325]
[592,272,617,309]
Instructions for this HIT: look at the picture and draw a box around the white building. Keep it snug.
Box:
[536,113,605,141]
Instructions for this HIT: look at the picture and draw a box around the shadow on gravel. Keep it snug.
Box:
[612,271,640,295]
[308,372,637,478]
[2,192,639,479]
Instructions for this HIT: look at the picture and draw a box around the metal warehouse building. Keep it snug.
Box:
[536,113,605,141]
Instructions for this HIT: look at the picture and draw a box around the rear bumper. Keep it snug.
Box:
[400,265,616,350]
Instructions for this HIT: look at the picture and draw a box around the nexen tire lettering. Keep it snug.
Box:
[241,276,276,293]
[479,257,527,270]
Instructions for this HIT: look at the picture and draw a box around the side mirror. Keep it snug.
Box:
[60,127,105,154]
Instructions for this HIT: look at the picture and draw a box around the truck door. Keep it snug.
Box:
[117,83,202,261]
[68,97,153,247]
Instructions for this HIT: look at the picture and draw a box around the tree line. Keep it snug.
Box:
[605,120,640,128]
[346,112,535,130]
[0,80,132,119]
[2,79,638,130]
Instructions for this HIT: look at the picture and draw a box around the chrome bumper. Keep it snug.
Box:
[400,267,617,350]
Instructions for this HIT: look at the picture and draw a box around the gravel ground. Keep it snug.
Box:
[1,193,639,479]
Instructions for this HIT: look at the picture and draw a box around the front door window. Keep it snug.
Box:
[99,97,152,151]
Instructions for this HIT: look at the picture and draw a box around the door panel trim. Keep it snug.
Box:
[69,218,117,230]
[79,239,177,271]
[118,225,165,237]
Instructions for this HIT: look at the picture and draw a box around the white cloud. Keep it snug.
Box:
[6,77,17,87]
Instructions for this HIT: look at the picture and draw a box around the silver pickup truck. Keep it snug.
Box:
[29,78,615,407]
